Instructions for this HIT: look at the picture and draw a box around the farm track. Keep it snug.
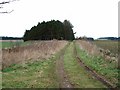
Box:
[56,43,73,88]
[2,41,118,88]
[73,42,117,89]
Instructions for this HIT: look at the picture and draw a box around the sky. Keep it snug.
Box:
[0,0,119,39]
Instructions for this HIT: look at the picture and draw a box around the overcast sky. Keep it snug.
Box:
[0,0,119,39]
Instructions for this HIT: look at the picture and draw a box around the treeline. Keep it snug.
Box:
[23,20,75,41]
[1,37,22,40]
[97,37,120,40]
[76,36,94,41]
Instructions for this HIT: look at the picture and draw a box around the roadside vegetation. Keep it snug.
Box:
[93,40,118,55]
[2,55,59,88]
[0,71,1,89]
[75,40,118,87]
[2,40,118,88]
[63,42,106,88]
[2,40,68,88]
[2,40,67,69]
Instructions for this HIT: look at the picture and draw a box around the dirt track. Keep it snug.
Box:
[56,42,116,88]
[74,43,116,88]
[2,41,118,88]
[56,44,73,88]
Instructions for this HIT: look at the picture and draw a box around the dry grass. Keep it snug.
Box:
[2,40,68,69]
[93,40,118,55]
[75,41,118,86]
[76,40,100,56]
[76,40,118,63]
[0,49,1,88]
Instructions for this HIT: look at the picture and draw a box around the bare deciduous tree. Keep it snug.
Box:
[0,0,19,13]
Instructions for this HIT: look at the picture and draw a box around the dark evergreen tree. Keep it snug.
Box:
[23,20,75,41]
[63,20,75,40]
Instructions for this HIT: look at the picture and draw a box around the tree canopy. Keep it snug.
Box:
[23,20,75,41]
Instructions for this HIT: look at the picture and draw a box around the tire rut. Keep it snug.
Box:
[56,44,73,89]
[73,42,117,89]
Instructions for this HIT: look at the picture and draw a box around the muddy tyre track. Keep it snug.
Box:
[56,44,73,88]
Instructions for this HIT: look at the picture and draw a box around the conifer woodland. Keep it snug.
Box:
[23,20,75,41]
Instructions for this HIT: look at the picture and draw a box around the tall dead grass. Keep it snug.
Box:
[76,40,118,63]
[76,40,100,56]
[2,40,68,69]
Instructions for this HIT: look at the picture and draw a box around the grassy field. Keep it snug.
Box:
[2,41,108,88]
[2,40,119,88]
[2,40,67,69]
[0,40,31,49]
[75,41,118,87]
[2,43,66,88]
[63,42,106,88]
[2,56,59,88]
[0,71,1,89]
[93,40,118,55]
[2,40,68,88]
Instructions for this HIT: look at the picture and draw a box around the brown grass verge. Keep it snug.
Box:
[76,40,118,63]
[2,40,68,69]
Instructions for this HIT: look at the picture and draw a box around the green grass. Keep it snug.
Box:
[0,71,2,89]
[63,42,106,88]
[2,41,118,88]
[2,41,69,88]
[93,40,118,55]
[2,55,59,88]
[75,42,119,86]
[0,41,32,49]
